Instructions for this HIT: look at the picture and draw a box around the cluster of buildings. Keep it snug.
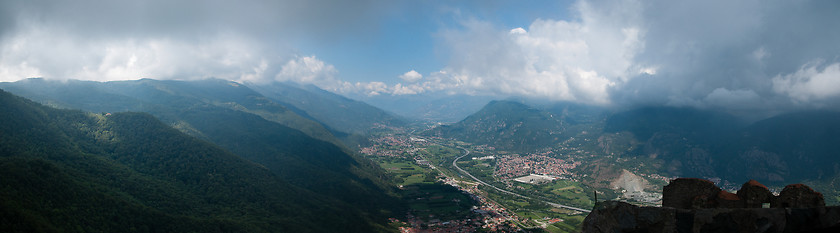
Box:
[360,134,428,157]
[494,153,580,179]
[397,215,479,233]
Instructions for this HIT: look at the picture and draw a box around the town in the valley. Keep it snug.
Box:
[361,126,668,232]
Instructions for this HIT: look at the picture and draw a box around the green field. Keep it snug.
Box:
[478,185,586,232]
[543,215,586,233]
[372,154,478,222]
[401,183,477,220]
[537,180,595,208]
[377,158,435,186]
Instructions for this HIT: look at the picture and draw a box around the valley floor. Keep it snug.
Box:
[362,129,603,232]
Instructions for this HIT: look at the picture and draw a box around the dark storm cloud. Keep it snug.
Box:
[413,0,840,118]
[610,0,840,114]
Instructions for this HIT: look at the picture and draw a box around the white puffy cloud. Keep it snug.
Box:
[354,81,389,96]
[392,83,425,95]
[409,1,642,104]
[399,70,423,82]
[275,56,338,86]
[509,27,526,35]
[772,62,840,103]
[0,26,273,82]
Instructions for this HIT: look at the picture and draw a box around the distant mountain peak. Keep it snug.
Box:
[425,100,565,151]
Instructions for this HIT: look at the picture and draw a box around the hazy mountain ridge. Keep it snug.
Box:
[1,78,337,144]
[357,93,497,123]
[0,89,389,232]
[250,82,406,135]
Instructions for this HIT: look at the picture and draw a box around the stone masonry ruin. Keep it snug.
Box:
[582,178,838,233]
[662,178,825,209]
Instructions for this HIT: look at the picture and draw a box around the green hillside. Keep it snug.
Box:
[0,89,391,232]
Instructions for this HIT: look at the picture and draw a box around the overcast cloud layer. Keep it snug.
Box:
[1,0,839,115]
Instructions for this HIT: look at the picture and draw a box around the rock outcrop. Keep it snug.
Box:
[583,201,840,233]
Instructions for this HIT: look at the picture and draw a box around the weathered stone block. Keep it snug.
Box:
[737,179,773,208]
[717,190,745,208]
[663,178,721,209]
[771,184,825,208]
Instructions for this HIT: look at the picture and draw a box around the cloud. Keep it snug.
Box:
[392,83,425,95]
[772,62,840,103]
[0,25,277,82]
[354,81,388,96]
[703,88,762,109]
[2,0,840,115]
[597,0,840,113]
[401,1,642,104]
[0,0,392,82]
[0,0,390,41]
[409,0,840,114]
[399,70,423,82]
[509,27,526,35]
[274,56,339,86]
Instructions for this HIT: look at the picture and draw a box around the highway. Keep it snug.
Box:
[451,147,591,213]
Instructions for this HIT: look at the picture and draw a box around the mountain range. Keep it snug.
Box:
[247,82,406,147]
[4,77,840,231]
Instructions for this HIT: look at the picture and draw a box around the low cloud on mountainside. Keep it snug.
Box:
[0,0,839,116]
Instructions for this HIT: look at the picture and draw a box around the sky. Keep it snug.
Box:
[1,0,839,116]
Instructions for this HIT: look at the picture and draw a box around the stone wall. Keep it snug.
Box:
[583,201,840,233]
[583,178,837,233]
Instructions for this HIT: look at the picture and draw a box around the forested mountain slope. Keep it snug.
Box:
[0,89,392,232]
[1,79,401,230]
